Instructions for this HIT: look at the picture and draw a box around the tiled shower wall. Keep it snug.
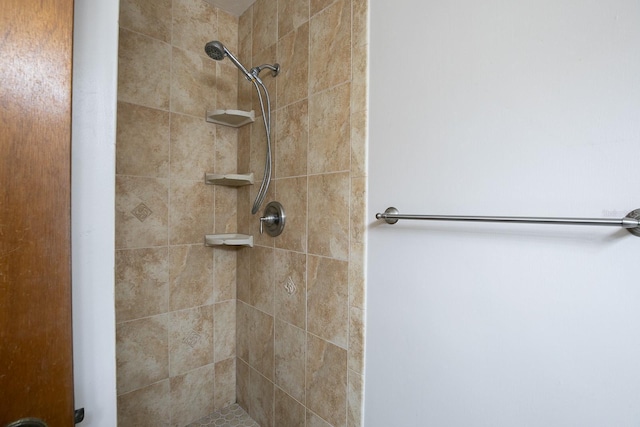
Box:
[115,0,242,425]
[235,0,368,426]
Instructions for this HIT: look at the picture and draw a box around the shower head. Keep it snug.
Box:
[204,40,225,60]
[204,40,254,81]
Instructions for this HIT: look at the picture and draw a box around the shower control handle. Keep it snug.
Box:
[259,201,285,237]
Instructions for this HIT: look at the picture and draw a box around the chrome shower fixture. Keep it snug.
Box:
[204,40,280,82]
[250,63,280,78]
[204,40,280,215]
[204,40,253,81]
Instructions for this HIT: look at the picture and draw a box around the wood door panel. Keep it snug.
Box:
[0,0,75,425]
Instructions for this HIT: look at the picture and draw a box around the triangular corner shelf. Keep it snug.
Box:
[206,109,255,127]
[205,172,254,187]
[204,234,253,248]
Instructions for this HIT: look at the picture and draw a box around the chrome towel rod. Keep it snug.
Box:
[376,207,640,237]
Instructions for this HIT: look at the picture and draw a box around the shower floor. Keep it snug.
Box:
[186,404,259,427]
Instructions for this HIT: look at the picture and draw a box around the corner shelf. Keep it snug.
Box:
[204,234,253,248]
[205,172,254,187]
[206,109,255,128]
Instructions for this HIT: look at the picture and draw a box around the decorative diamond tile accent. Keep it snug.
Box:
[131,202,153,222]
[284,276,297,295]
[186,404,259,427]
[182,330,202,348]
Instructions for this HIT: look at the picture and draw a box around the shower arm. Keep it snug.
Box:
[250,63,280,78]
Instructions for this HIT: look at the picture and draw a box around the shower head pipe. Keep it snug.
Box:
[204,40,254,82]
[250,63,280,78]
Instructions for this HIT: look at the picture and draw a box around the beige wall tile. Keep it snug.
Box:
[307,410,333,427]
[115,176,169,249]
[351,0,368,48]
[170,113,215,181]
[308,172,350,260]
[215,357,236,410]
[116,248,169,322]
[237,358,251,411]
[169,305,214,376]
[278,0,310,38]
[309,0,351,94]
[239,6,252,58]
[119,0,172,42]
[350,177,366,243]
[306,334,347,427]
[276,23,309,108]
[351,43,368,114]
[213,248,236,302]
[252,0,278,56]
[275,100,308,179]
[249,307,274,380]
[169,180,214,245]
[274,177,307,252]
[249,368,275,427]
[218,10,239,53]
[117,380,170,427]
[308,83,351,174]
[237,126,252,172]
[347,370,364,427]
[349,241,365,309]
[249,246,274,313]
[215,125,239,174]
[350,110,367,177]
[307,255,348,348]
[275,319,306,402]
[172,0,217,55]
[170,364,215,426]
[216,62,240,110]
[275,387,306,427]
[214,186,238,234]
[237,248,251,304]
[171,47,217,117]
[348,307,364,373]
[236,301,250,361]
[118,28,171,110]
[169,245,213,311]
[214,300,236,362]
[274,249,307,329]
[310,0,335,17]
[116,315,169,394]
[117,102,170,178]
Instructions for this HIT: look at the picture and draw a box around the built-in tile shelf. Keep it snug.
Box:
[206,109,255,127]
[204,234,253,248]
[204,172,254,187]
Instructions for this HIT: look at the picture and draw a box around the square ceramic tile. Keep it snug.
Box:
[119,0,171,42]
[115,175,169,249]
[307,255,348,348]
[116,315,169,394]
[118,381,170,427]
[116,102,170,178]
[115,248,169,322]
[169,305,214,376]
[309,0,351,94]
[306,334,347,427]
[118,28,171,110]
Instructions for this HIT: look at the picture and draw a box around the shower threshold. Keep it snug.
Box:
[186,403,259,427]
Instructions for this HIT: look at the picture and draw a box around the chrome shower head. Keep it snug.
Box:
[204,41,225,61]
[204,40,253,81]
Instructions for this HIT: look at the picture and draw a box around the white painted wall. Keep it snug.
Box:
[71,0,119,425]
[366,1,640,426]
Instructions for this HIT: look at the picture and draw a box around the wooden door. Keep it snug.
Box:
[0,0,75,425]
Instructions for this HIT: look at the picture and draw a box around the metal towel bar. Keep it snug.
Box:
[375,207,640,237]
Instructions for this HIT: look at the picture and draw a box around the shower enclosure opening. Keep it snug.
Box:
[204,40,280,214]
